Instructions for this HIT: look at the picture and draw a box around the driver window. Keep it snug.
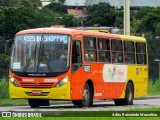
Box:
[72,40,82,73]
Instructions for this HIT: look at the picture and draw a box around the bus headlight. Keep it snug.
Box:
[10,77,19,87]
[55,76,68,88]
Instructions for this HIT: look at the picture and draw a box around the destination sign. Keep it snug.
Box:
[22,34,68,43]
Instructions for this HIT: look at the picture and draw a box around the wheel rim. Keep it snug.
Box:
[128,88,132,102]
[83,89,89,104]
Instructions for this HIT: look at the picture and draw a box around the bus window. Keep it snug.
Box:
[72,40,82,73]
[124,41,135,64]
[98,38,110,63]
[83,36,97,62]
[111,39,123,63]
[136,42,147,65]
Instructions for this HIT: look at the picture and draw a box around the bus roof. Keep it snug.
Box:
[16,27,80,35]
[120,35,146,42]
[16,27,146,42]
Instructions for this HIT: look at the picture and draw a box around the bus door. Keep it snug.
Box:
[70,37,84,100]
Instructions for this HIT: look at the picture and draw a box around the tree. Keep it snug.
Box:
[9,0,42,10]
[0,0,42,9]
[44,1,67,15]
[147,37,160,79]
[134,7,160,36]
[39,7,62,26]
[85,2,116,26]
[60,14,78,27]
[134,7,154,20]
[0,0,10,7]
[0,54,10,78]
[114,10,123,28]
[0,7,46,39]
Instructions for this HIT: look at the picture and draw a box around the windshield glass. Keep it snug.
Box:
[10,34,70,75]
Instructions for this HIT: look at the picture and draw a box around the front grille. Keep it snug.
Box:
[21,82,54,88]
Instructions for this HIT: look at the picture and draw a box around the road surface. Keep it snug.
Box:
[0,98,160,112]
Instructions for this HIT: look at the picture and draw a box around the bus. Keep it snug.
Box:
[9,26,148,108]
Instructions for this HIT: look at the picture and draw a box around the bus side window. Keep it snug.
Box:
[111,39,123,63]
[136,42,147,65]
[124,41,135,64]
[72,40,82,73]
[83,36,97,62]
[98,38,111,63]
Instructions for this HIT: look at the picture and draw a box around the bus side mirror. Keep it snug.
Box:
[5,39,14,54]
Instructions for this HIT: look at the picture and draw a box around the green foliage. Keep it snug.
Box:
[60,14,78,27]
[148,79,160,96]
[0,36,5,53]
[147,37,160,79]
[134,7,154,20]
[136,7,160,36]
[39,7,62,26]
[44,1,67,15]
[0,78,9,99]
[85,2,116,26]
[0,7,46,39]
[114,10,123,28]
[0,0,10,6]
[0,54,10,78]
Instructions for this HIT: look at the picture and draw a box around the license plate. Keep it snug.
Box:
[32,90,42,94]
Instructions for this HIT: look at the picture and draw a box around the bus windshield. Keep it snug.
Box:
[10,34,71,76]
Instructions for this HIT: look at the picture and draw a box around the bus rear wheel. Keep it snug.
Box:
[28,99,49,108]
[72,83,93,108]
[114,82,134,106]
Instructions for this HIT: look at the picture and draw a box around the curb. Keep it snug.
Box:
[135,95,160,100]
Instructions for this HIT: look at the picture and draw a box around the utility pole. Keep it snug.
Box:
[75,3,79,26]
[124,0,130,35]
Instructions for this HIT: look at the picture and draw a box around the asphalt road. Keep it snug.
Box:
[0,97,160,112]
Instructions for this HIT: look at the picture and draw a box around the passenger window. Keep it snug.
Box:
[136,42,147,65]
[98,38,111,63]
[111,39,123,63]
[124,41,135,64]
[83,36,97,62]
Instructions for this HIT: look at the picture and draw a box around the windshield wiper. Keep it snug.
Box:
[22,44,37,73]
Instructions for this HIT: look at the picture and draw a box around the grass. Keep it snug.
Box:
[0,77,160,105]
[0,99,27,106]
[148,79,160,96]
[0,77,9,99]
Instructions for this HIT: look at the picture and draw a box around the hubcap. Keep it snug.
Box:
[83,89,89,104]
[128,89,132,102]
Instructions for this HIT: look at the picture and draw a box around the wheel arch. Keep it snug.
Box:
[85,79,94,92]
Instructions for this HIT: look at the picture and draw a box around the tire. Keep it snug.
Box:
[28,99,49,108]
[74,83,93,108]
[114,82,134,106]
[72,100,79,106]
[114,99,125,106]
[124,82,134,105]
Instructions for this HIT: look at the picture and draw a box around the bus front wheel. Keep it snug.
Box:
[72,83,93,108]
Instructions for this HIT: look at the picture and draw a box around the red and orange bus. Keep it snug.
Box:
[9,26,148,108]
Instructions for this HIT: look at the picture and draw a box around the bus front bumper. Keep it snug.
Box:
[9,81,71,100]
